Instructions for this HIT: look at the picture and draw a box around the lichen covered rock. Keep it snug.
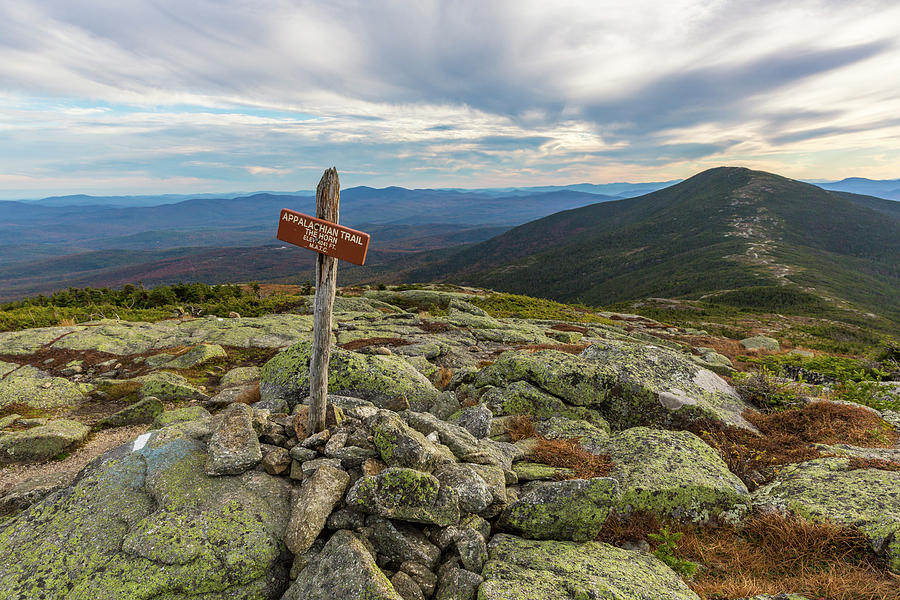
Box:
[282,529,401,600]
[346,467,461,526]
[206,403,262,475]
[162,343,227,369]
[371,411,455,472]
[498,477,619,541]
[261,340,439,410]
[752,457,900,572]
[100,396,164,427]
[0,426,293,599]
[0,419,91,464]
[605,427,750,522]
[475,341,755,430]
[138,371,206,402]
[480,533,701,600]
[152,405,212,429]
[221,366,262,388]
[0,365,92,410]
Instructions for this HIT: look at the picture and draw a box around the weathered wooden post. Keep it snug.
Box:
[275,168,371,434]
[308,168,340,433]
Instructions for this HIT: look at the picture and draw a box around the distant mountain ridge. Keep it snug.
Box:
[404,167,900,325]
[817,177,900,200]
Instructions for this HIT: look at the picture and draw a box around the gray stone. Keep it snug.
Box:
[261,446,292,475]
[454,527,487,572]
[392,570,425,600]
[206,403,262,475]
[281,529,401,600]
[370,411,455,472]
[300,457,343,479]
[434,566,482,600]
[452,404,493,438]
[368,515,442,568]
[400,561,438,597]
[0,470,77,515]
[434,463,493,515]
[740,335,780,351]
[498,477,619,541]
[289,445,318,462]
[285,464,350,554]
[327,508,367,530]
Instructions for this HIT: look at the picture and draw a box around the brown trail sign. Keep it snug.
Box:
[276,168,370,433]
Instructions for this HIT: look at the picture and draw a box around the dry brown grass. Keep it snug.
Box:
[339,337,411,351]
[550,323,589,334]
[597,509,663,546]
[437,367,453,389]
[506,415,612,479]
[680,513,900,600]
[56,318,76,326]
[598,511,900,600]
[689,401,897,489]
[234,383,261,405]
[506,414,537,441]
[746,401,897,448]
[847,456,900,472]
[417,320,452,333]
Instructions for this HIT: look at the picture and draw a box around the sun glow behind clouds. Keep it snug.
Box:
[0,0,898,197]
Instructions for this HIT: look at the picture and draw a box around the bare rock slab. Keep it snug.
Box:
[206,402,262,475]
[0,426,292,599]
[480,533,701,600]
[0,419,90,464]
[284,464,350,554]
[282,529,402,600]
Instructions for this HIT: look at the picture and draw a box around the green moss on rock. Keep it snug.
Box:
[0,419,90,464]
[220,366,261,389]
[346,467,461,526]
[138,372,205,401]
[498,478,619,541]
[100,397,164,427]
[261,340,439,410]
[479,533,701,600]
[0,365,92,410]
[0,426,292,598]
[162,344,227,369]
[152,406,212,429]
[605,427,749,523]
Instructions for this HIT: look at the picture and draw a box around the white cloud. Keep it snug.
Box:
[0,0,898,196]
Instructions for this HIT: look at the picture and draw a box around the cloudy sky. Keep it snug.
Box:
[1,0,899,198]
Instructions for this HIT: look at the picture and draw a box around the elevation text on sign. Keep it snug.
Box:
[276,208,371,265]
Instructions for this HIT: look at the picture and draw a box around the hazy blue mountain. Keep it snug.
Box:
[816,177,900,200]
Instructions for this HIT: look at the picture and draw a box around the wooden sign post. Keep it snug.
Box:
[276,168,371,433]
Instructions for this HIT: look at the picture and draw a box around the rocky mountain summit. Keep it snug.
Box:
[0,287,898,599]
